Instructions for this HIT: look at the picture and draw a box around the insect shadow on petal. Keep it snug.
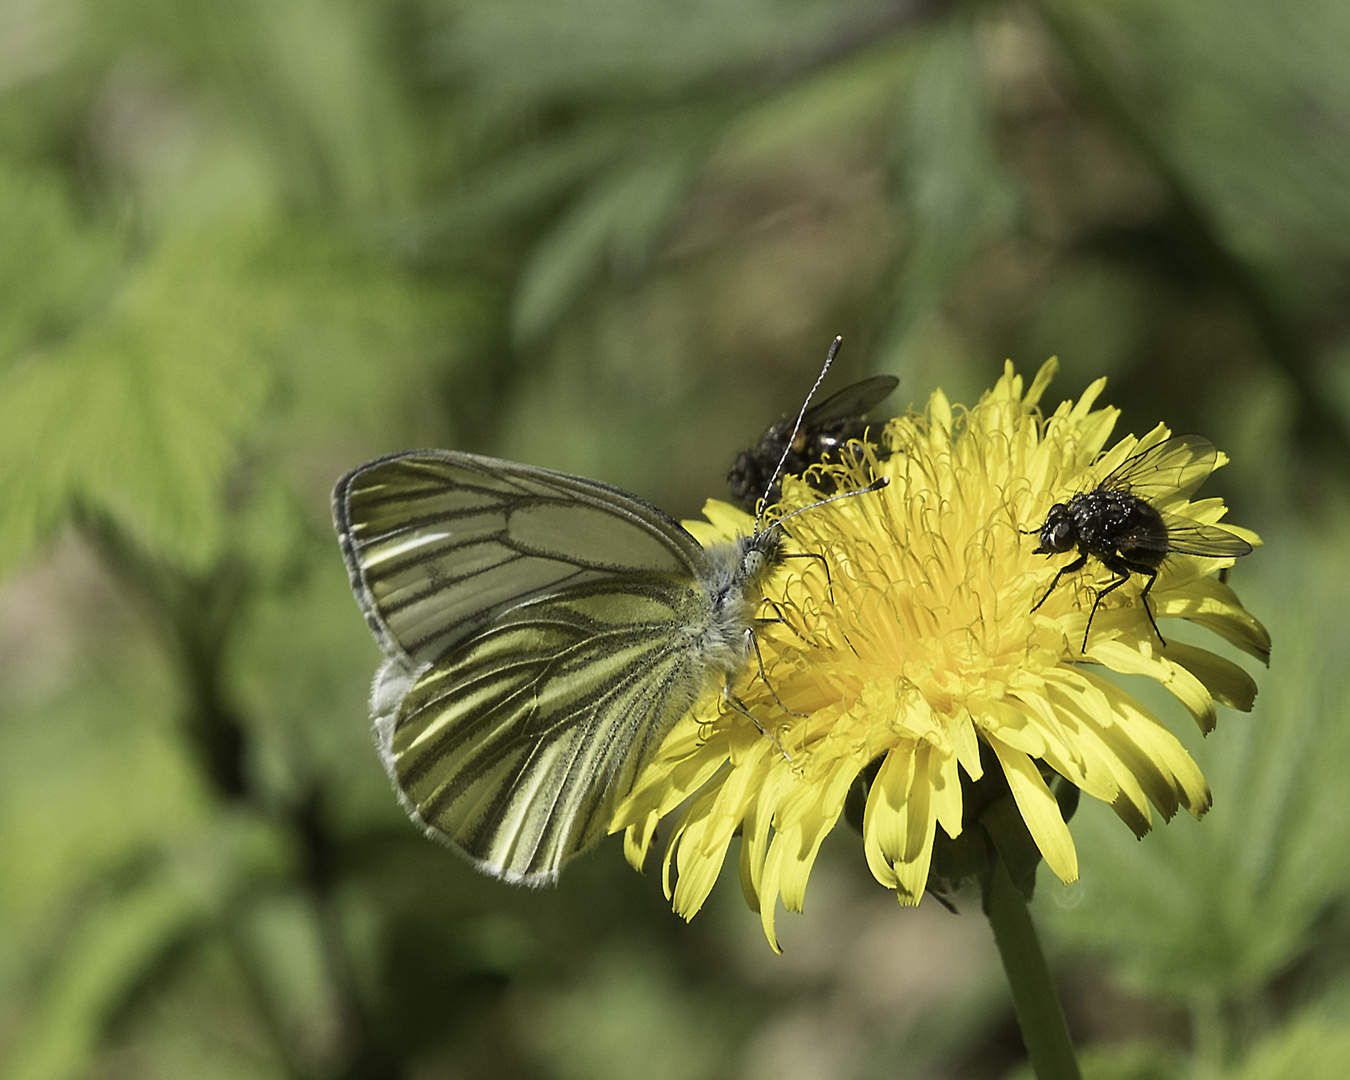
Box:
[1027,434,1253,652]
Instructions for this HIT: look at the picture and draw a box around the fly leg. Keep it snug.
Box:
[1134,565,1163,645]
[1032,553,1088,613]
[1089,555,1164,650]
[1084,569,1130,651]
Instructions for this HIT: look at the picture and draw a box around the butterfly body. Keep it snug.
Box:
[335,450,784,884]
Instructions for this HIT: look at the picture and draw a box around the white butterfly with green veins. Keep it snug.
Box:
[333,450,787,885]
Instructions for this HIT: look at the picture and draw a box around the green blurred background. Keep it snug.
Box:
[3,0,1350,1077]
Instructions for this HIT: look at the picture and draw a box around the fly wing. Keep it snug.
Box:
[729,375,899,511]
[334,450,710,664]
[1158,512,1254,559]
[379,573,718,884]
[802,375,899,425]
[1098,435,1220,506]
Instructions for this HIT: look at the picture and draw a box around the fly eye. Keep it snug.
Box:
[1048,520,1075,551]
[1035,506,1075,553]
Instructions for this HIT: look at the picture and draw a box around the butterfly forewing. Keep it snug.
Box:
[336,451,710,663]
[384,575,719,883]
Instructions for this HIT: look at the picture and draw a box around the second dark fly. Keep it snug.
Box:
[728,372,898,513]
[1029,434,1253,651]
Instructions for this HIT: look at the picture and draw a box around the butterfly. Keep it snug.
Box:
[334,337,889,884]
[334,448,796,885]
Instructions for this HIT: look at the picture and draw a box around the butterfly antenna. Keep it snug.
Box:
[754,335,844,533]
[773,475,889,530]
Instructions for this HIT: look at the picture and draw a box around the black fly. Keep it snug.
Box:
[728,350,897,513]
[1029,434,1253,651]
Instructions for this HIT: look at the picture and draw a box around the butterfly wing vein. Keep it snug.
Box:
[387,577,719,883]
[336,451,709,663]
[334,450,747,885]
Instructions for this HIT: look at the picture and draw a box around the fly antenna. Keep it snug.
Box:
[754,335,844,532]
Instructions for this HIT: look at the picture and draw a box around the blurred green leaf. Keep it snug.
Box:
[7,814,289,1080]
[0,217,455,576]
[526,948,734,1080]
[73,0,421,215]
[1080,0,1350,287]
[513,145,703,341]
[0,226,269,573]
[411,123,638,258]
[1008,1041,1184,1080]
[0,162,119,364]
[1228,1016,1350,1080]
[8,874,208,1080]
[433,0,885,102]
[884,18,1019,355]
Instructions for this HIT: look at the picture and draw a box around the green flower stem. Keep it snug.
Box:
[981,854,1082,1080]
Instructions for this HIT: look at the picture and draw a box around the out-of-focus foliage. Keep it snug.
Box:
[0,0,1347,1077]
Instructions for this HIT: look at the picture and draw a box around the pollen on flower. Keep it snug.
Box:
[611,358,1269,950]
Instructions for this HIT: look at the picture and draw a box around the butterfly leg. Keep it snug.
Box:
[779,551,867,656]
[757,599,814,646]
[783,549,831,587]
[718,630,797,762]
[744,627,807,720]
[723,688,793,762]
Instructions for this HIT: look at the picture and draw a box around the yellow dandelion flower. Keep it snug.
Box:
[612,359,1269,949]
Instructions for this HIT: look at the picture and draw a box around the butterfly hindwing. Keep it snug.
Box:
[378,574,721,884]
